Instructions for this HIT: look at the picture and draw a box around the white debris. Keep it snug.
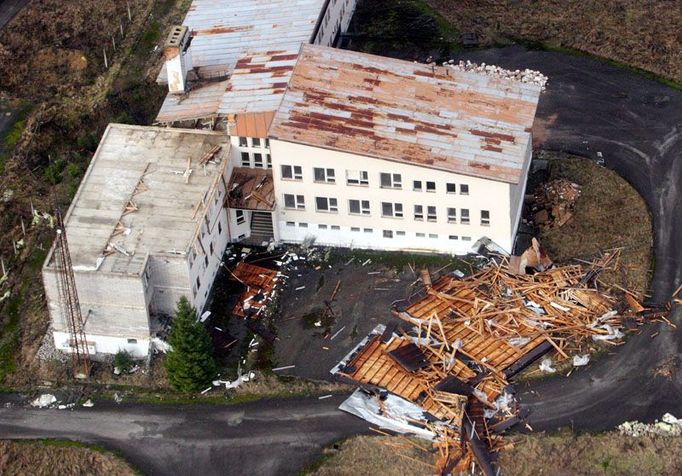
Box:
[591,324,624,341]
[452,269,465,278]
[82,399,94,408]
[443,60,548,90]
[539,357,556,373]
[201,387,212,395]
[199,311,211,323]
[572,354,590,367]
[31,394,57,408]
[618,413,682,437]
[314,320,322,327]
[113,393,123,404]
[113,366,122,375]
[508,337,530,347]
[151,337,172,353]
[318,394,333,400]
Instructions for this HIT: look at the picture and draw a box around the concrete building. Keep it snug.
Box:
[267,45,543,254]
[42,125,231,358]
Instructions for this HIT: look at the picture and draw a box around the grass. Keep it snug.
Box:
[532,153,652,297]
[0,101,32,174]
[0,439,140,475]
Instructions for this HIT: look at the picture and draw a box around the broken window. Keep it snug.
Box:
[314,167,335,183]
[461,208,470,224]
[284,194,305,210]
[481,210,490,226]
[382,202,403,218]
[315,196,338,212]
[413,180,422,191]
[447,208,457,223]
[414,205,424,221]
[460,184,469,195]
[349,199,370,215]
[236,210,245,225]
[427,206,437,222]
[380,173,402,189]
[426,181,436,192]
[241,152,250,167]
[346,169,369,185]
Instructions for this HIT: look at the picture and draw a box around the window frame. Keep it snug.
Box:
[348,199,370,215]
[315,196,338,213]
[314,167,336,184]
[380,173,402,189]
[346,169,369,186]
[461,208,470,224]
[381,202,403,218]
[284,194,305,210]
[481,210,490,226]
[414,205,424,221]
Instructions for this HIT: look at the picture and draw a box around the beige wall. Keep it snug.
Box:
[269,140,518,254]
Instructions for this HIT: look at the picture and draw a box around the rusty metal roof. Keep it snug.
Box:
[230,111,275,138]
[268,45,544,184]
[157,0,325,84]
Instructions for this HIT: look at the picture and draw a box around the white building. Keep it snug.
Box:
[267,45,543,254]
[42,125,231,358]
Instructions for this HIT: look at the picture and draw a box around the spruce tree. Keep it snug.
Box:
[164,297,218,392]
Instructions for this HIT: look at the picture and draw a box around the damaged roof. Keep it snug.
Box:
[268,44,544,184]
[157,0,324,83]
[227,167,275,210]
[47,124,229,275]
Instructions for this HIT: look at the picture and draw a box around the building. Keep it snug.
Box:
[42,125,231,358]
[267,45,543,254]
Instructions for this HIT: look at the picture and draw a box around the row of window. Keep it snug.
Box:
[283,194,491,225]
[238,137,270,149]
[241,151,272,169]
[284,221,472,241]
[280,165,470,194]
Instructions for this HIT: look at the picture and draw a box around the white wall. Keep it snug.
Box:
[269,140,517,254]
[509,134,533,248]
[53,331,149,359]
[315,0,358,46]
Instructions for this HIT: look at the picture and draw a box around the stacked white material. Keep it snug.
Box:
[442,59,549,90]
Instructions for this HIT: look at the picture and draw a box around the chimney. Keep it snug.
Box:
[164,26,192,94]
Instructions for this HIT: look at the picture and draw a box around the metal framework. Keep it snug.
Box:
[54,209,90,377]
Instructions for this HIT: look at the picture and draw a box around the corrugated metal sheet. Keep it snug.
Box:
[157,0,325,83]
[231,111,275,138]
[156,80,228,123]
[268,45,544,184]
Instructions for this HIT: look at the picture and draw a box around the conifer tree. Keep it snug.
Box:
[164,297,217,392]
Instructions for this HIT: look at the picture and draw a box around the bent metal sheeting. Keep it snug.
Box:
[269,44,544,184]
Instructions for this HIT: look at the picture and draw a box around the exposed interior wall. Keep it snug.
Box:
[270,139,514,254]
[509,135,533,247]
[315,0,358,46]
[146,255,191,317]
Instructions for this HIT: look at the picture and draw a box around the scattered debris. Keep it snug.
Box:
[618,413,682,437]
[228,261,280,319]
[82,399,94,408]
[272,365,296,372]
[113,393,122,404]
[442,59,548,89]
[532,179,582,228]
[572,354,590,367]
[539,357,556,373]
[31,394,57,408]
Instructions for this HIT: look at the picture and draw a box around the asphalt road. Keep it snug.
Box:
[2,47,682,473]
[0,395,370,475]
[0,0,28,31]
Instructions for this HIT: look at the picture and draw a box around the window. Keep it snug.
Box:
[314,167,335,183]
[254,153,263,168]
[349,199,370,215]
[447,208,457,223]
[446,183,456,194]
[351,227,360,232]
[461,208,470,224]
[239,137,248,147]
[426,181,436,192]
[429,234,438,239]
[265,138,270,148]
[318,224,328,230]
[218,221,222,234]
[284,194,305,210]
[381,202,403,218]
[281,165,302,180]
[236,210,245,225]
[380,173,402,189]
[331,225,340,230]
[481,210,490,226]
[252,138,261,147]
[299,222,308,228]
[413,180,422,191]
[383,230,393,238]
[416,232,425,238]
[209,241,214,255]
[460,184,469,195]
[346,170,369,185]
[449,235,458,240]
[414,205,424,221]
[196,276,201,289]
[286,221,295,227]
[396,231,406,236]
[462,236,472,241]
[127,338,137,344]
[427,206,437,222]
[315,197,338,212]
[241,152,250,167]
[266,154,272,169]
[364,228,373,233]
[204,255,208,268]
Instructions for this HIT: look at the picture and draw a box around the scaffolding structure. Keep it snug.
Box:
[54,209,90,378]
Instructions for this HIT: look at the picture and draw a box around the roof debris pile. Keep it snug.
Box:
[227,261,281,319]
[332,244,668,475]
[442,59,548,90]
[532,179,582,228]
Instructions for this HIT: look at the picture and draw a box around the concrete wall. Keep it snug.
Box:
[145,255,191,317]
[228,135,271,169]
[509,134,533,248]
[315,0,357,46]
[269,140,516,254]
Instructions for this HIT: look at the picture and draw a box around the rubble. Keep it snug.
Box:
[31,394,57,408]
[532,179,582,228]
[442,59,548,90]
[618,414,682,437]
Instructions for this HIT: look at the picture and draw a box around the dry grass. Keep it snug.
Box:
[535,154,652,297]
[428,0,682,85]
[0,440,137,476]
[500,432,682,476]
[307,435,435,476]
[233,373,352,399]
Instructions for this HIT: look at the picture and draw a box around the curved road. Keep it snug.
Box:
[1,47,681,472]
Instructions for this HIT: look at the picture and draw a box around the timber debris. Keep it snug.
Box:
[532,178,582,228]
[333,243,668,475]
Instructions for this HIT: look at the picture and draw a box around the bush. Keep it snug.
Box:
[113,350,134,374]
[164,297,217,392]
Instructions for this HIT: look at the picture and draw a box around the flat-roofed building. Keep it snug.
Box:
[267,44,543,254]
[42,124,231,358]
